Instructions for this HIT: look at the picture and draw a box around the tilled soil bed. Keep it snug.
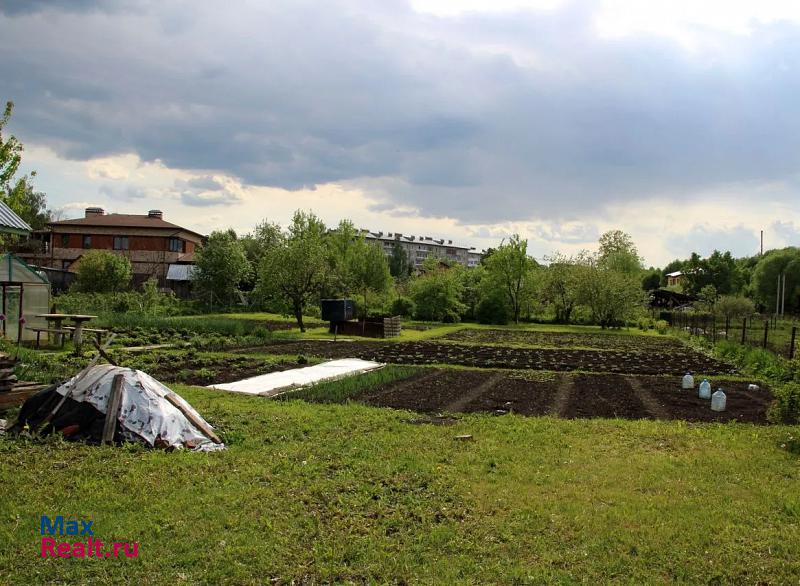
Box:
[345,369,771,423]
[143,356,308,386]
[442,329,683,351]
[253,340,734,375]
[636,377,774,424]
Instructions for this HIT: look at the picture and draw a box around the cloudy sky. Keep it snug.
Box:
[2,0,800,266]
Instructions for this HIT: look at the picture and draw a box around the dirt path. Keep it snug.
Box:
[441,372,504,413]
[549,374,574,416]
[626,376,670,420]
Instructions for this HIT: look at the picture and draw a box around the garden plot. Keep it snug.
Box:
[343,369,772,423]
[254,339,735,375]
[441,328,682,350]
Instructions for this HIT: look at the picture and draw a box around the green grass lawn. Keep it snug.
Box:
[1,384,798,584]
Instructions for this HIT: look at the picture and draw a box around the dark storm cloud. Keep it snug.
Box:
[2,0,800,223]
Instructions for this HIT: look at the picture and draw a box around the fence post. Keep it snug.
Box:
[741,318,747,345]
[763,320,769,349]
[790,326,797,360]
[725,317,730,340]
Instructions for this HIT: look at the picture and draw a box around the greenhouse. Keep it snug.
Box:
[0,253,51,343]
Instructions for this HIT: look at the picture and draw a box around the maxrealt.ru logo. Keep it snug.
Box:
[40,516,139,559]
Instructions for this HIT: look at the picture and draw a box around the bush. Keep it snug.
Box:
[655,320,668,335]
[390,296,415,318]
[73,250,132,293]
[475,293,511,325]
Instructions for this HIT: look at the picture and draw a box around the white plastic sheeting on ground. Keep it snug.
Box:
[207,358,383,397]
[57,364,224,451]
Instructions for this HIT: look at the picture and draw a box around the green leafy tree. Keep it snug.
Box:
[240,220,282,289]
[410,259,466,322]
[193,229,251,308]
[752,247,800,313]
[540,253,587,323]
[347,236,391,321]
[641,268,662,291]
[683,250,741,296]
[714,295,755,320]
[256,211,329,332]
[577,257,643,328]
[324,219,360,297]
[483,234,537,324]
[73,250,132,293]
[598,230,642,275]
[0,101,51,238]
[388,241,411,278]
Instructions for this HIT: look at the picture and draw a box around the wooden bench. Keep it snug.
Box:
[26,327,70,349]
[63,326,109,344]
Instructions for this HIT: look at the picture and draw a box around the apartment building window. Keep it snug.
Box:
[61,234,70,247]
[82,235,92,249]
[168,237,185,253]
[113,236,129,250]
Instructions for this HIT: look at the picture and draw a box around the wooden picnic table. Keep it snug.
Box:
[35,314,98,351]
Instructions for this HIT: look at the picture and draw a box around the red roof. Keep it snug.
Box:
[50,214,205,239]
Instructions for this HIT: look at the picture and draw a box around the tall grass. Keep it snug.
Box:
[280,365,420,403]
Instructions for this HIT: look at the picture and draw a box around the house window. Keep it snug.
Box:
[82,235,92,249]
[61,260,71,270]
[61,234,70,247]
[168,238,185,253]
[113,236,129,250]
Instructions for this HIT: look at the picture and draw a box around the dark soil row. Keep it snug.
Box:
[253,340,735,375]
[442,329,683,350]
[349,370,772,424]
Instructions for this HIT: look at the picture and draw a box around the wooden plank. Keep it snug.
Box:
[0,385,48,410]
[36,333,116,433]
[101,374,125,444]
[163,392,222,444]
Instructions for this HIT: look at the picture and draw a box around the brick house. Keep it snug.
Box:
[21,208,205,287]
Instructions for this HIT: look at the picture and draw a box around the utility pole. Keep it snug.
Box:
[760,230,764,256]
[781,273,786,316]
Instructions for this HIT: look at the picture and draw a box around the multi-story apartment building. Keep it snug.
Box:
[20,208,205,286]
[362,230,483,269]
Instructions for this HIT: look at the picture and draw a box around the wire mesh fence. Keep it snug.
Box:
[664,312,799,359]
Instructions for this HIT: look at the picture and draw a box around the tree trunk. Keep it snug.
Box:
[293,302,305,333]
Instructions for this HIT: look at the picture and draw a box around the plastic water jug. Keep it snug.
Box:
[747,383,760,392]
[699,379,711,399]
[711,389,726,412]
[681,372,694,390]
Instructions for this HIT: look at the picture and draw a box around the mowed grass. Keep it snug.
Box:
[1,384,798,585]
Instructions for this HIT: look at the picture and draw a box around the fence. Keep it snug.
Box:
[664,312,798,359]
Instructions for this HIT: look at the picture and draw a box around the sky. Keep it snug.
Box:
[2,0,800,266]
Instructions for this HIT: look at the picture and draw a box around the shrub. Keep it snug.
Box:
[390,296,415,318]
[73,250,132,293]
[475,293,511,325]
[655,320,668,335]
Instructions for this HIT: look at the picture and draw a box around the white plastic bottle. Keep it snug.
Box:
[711,388,727,412]
[681,371,694,390]
[699,379,711,400]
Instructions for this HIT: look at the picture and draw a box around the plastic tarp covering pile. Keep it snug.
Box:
[57,364,224,451]
[208,358,383,397]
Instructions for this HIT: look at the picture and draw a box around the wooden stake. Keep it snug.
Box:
[101,374,124,445]
[163,392,222,444]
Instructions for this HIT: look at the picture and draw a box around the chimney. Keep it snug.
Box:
[85,207,105,218]
[148,210,163,219]
[395,233,402,239]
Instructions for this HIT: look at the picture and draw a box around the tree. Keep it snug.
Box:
[388,241,411,278]
[598,230,642,275]
[347,236,391,322]
[0,101,51,236]
[540,252,587,323]
[682,250,741,297]
[483,234,537,324]
[714,295,755,320]
[240,220,282,289]
[641,268,661,291]
[193,229,251,308]
[73,250,132,293]
[256,210,328,332]
[410,259,466,322]
[752,247,800,314]
[576,257,643,328]
[324,219,360,297]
